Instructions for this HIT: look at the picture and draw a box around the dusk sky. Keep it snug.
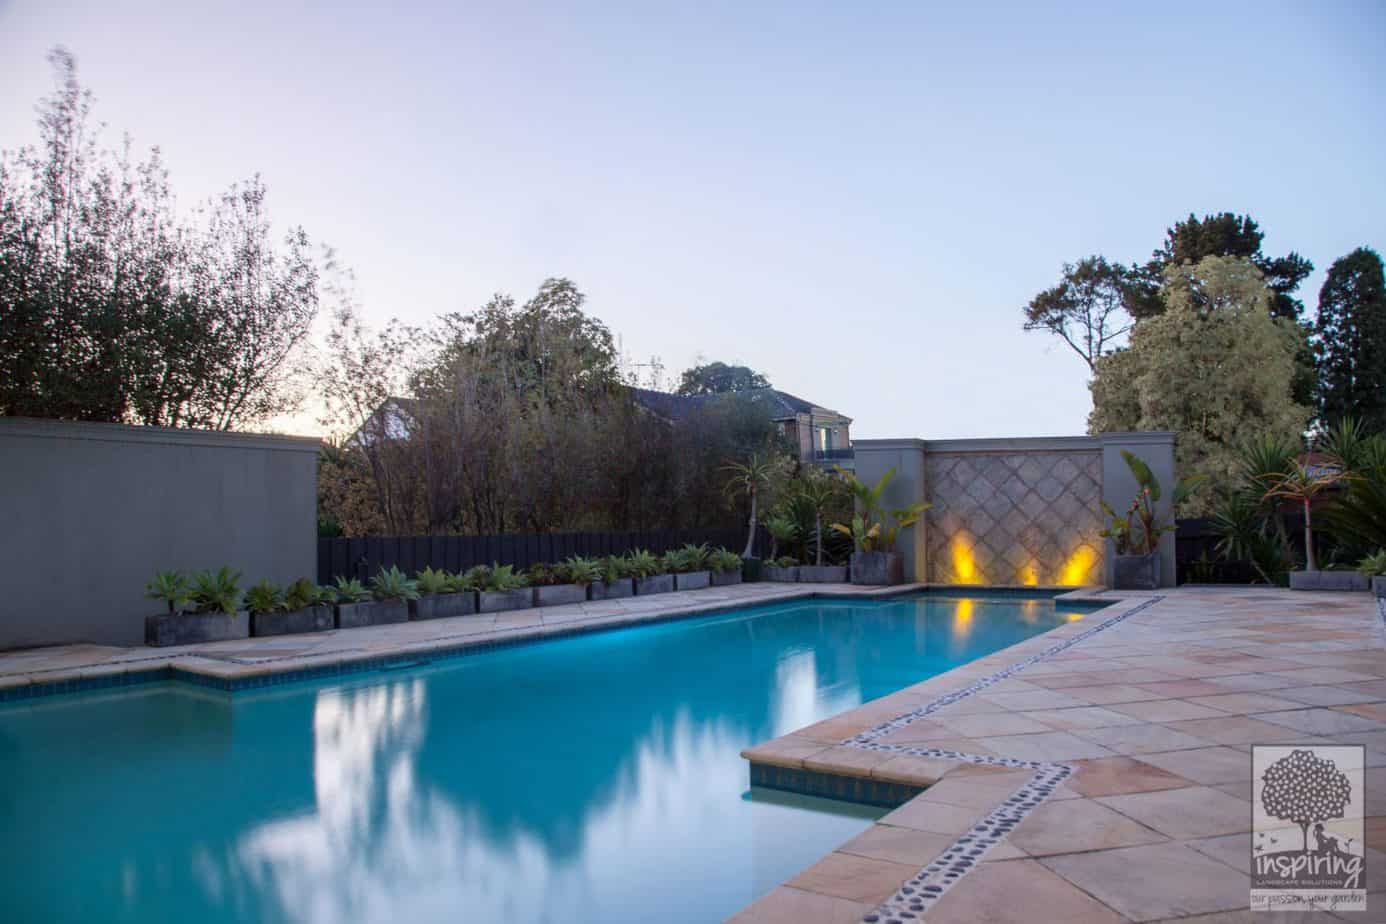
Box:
[2,1,1383,439]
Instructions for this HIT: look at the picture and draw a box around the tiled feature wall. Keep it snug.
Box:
[925,450,1104,586]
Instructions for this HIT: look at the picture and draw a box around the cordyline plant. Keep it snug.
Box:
[1263,460,1345,572]
[1101,450,1203,555]
[721,452,791,558]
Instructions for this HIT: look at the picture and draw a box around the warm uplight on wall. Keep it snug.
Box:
[1019,562,1040,586]
[950,537,980,584]
[1059,545,1098,586]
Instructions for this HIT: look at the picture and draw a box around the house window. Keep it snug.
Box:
[816,427,831,452]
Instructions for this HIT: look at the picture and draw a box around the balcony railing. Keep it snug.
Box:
[811,448,855,461]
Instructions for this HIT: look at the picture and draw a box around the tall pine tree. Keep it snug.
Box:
[1316,247,1386,431]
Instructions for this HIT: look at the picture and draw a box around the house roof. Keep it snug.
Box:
[628,387,849,422]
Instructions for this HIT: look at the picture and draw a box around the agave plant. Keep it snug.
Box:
[371,565,420,602]
[145,570,190,615]
[625,549,663,578]
[709,547,742,573]
[332,576,372,603]
[774,555,799,568]
[189,567,243,616]
[670,543,711,572]
[414,566,450,596]
[448,567,486,592]
[764,511,802,560]
[484,564,530,591]
[562,556,601,585]
[527,563,563,586]
[244,580,285,616]
[1356,549,1386,577]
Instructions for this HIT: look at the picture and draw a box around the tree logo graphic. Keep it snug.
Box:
[1260,748,1352,853]
[1252,745,1366,913]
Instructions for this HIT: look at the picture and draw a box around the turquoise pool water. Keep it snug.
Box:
[0,592,1088,923]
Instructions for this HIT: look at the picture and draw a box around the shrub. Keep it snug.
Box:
[626,548,664,577]
[709,548,742,573]
[331,576,372,603]
[244,580,285,616]
[284,577,324,610]
[527,563,563,586]
[448,567,486,592]
[1357,550,1386,577]
[483,564,530,591]
[598,555,633,583]
[189,567,242,615]
[371,565,420,602]
[145,570,190,615]
[774,556,798,568]
[563,556,601,585]
[415,566,450,596]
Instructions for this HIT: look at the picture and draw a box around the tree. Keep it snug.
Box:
[0,48,318,429]
[1022,256,1136,372]
[1089,256,1310,514]
[1315,247,1386,431]
[792,468,844,566]
[1131,212,1313,322]
[721,451,792,557]
[1260,748,1353,855]
[1261,461,1344,572]
[676,361,771,395]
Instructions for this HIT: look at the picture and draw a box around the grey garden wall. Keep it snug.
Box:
[0,418,320,648]
[853,432,1176,588]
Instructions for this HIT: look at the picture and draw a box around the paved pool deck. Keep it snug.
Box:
[2,584,1382,923]
[733,587,1386,924]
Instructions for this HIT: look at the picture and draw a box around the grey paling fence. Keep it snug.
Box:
[318,527,769,585]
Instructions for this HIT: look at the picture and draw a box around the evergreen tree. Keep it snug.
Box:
[1315,247,1386,431]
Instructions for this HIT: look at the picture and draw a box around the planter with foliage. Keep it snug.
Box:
[249,577,335,637]
[470,564,533,613]
[797,565,849,583]
[333,567,415,627]
[529,558,597,607]
[665,543,711,590]
[627,549,673,595]
[409,567,478,620]
[1101,450,1200,590]
[144,568,250,647]
[1288,570,1369,591]
[763,558,799,582]
[710,548,743,586]
[832,467,928,587]
[590,556,635,600]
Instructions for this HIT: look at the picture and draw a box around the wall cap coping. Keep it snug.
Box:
[1096,430,1176,446]
[922,435,1099,453]
[853,438,927,451]
[0,416,322,454]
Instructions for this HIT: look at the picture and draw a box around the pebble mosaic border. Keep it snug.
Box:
[841,596,1164,924]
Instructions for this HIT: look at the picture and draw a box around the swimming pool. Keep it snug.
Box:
[0,592,1089,923]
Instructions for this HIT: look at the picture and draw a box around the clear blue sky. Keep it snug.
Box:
[2,1,1383,439]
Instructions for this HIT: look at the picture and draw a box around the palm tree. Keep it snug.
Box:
[721,452,787,558]
[794,473,842,566]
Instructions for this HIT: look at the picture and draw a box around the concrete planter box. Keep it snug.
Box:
[850,552,902,586]
[711,569,742,587]
[1374,576,1386,597]
[741,557,763,582]
[533,583,589,607]
[251,605,334,637]
[409,592,477,621]
[145,610,249,647]
[336,599,410,629]
[763,565,799,582]
[1113,553,1160,590]
[675,570,711,591]
[478,589,534,614]
[798,565,848,583]
[590,578,635,600]
[634,574,675,595]
[1289,570,1370,592]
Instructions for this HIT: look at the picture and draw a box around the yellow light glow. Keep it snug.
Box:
[1059,545,1098,586]
[950,536,981,584]
[1019,561,1040,586]
[1065,611,1087,622]
[952,598,975,641]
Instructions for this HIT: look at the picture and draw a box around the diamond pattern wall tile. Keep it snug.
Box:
[925,450,1104,586]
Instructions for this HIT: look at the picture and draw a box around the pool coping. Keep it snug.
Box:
[0,582,1116,703]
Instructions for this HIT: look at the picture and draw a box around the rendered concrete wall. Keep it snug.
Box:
[853,432,1177,588]
[0,418,320,648]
